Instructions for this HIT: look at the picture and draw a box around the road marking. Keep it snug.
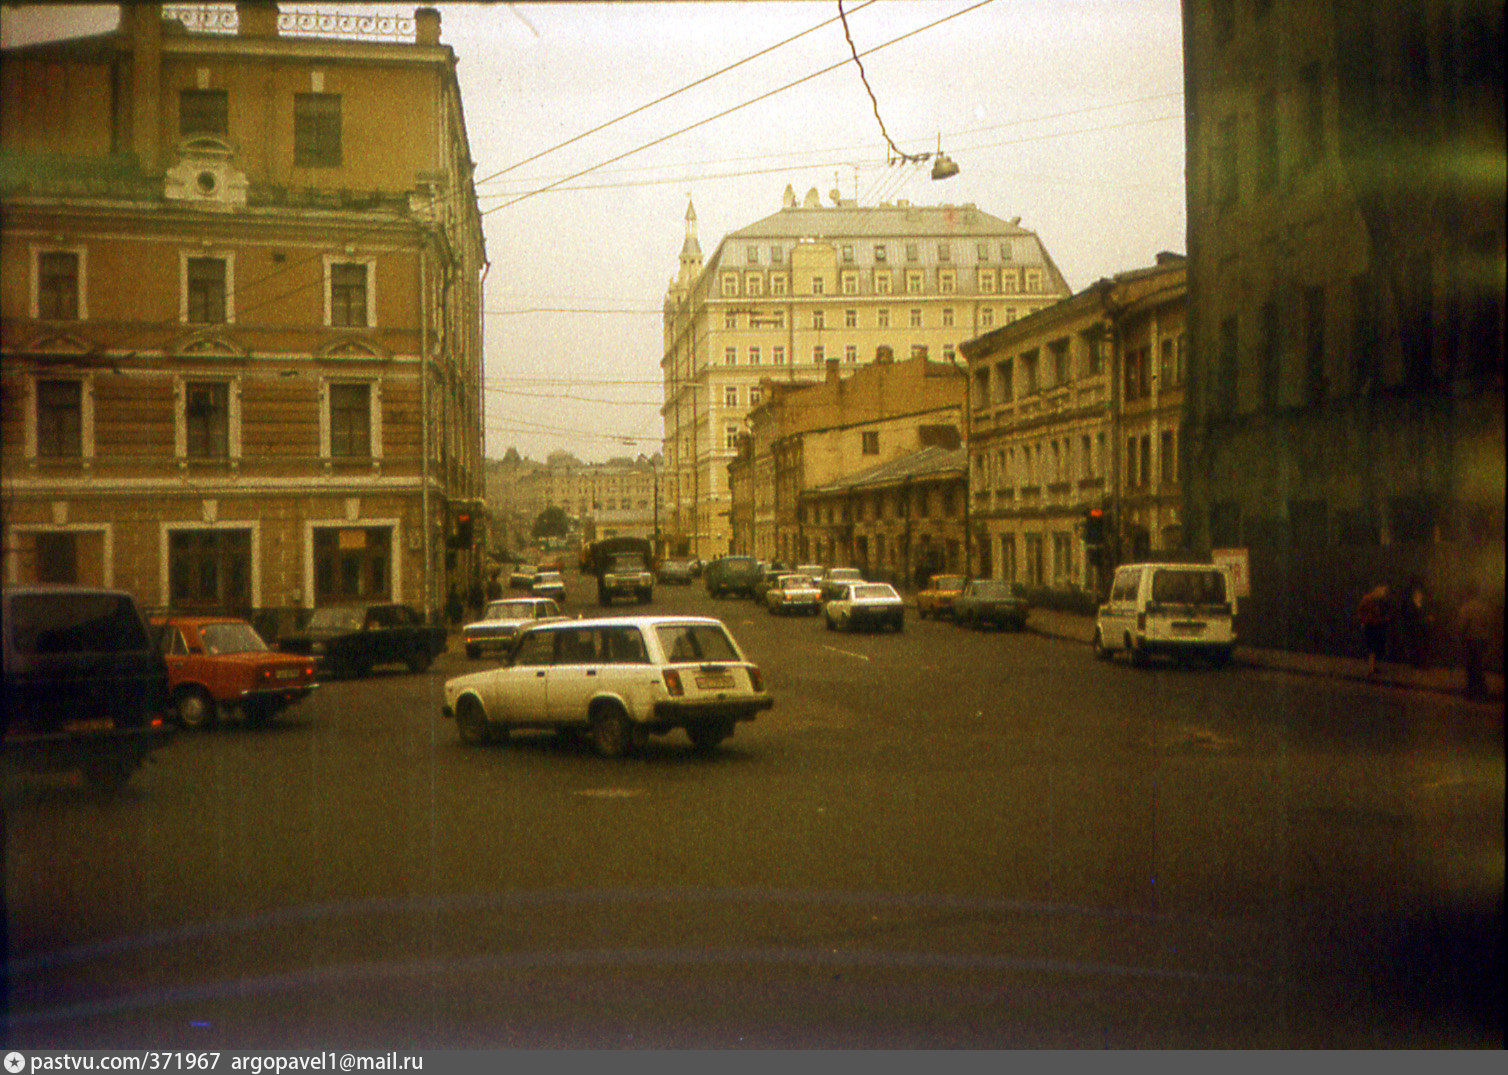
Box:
[574,788,645,799]
[821,645,870,662]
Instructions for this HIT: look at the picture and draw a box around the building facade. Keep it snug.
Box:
[1182,0,1503,654]
[0,3,486,630]
[962,256,1187,601]
[663,187,1070,559]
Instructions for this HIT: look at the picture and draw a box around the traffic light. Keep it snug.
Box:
[450,511,474,549]
[1083,507,1105,546]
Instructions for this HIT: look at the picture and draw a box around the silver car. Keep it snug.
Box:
[824,582,905,633]
[461,597,563,659]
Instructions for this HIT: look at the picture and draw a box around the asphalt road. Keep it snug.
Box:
[5,573,1502,1047]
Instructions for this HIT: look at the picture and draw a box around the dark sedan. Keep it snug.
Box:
[954,579,1029,630]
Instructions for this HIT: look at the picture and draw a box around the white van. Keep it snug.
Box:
[1093,562,1236,667]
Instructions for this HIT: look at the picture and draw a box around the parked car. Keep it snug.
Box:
[765,574,822,616]
[704,555,762,598]
[657,558,696,585]
[531,571,568,603]
[462,597,564,659]
[824,582,905,633]
[954,579,1030,630]
[1093,562,1237,667]
[441,615,773,756]
[819,566,865,603]
[3,586,174,793]
[277,603,448,677]
[750,566,787,604]
[152,615,318,729]
[508,564,538,589]
[916,574,967,620]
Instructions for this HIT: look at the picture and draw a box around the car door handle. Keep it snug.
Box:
[586,669,597,676]
[535,671,546,678]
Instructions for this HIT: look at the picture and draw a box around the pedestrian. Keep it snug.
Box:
[1400,575,1433,669]
[1455,583,1494,700]
[1358,583,1390,677]
[485,571,503,602]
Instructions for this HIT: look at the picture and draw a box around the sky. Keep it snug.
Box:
[1,1,1188,465]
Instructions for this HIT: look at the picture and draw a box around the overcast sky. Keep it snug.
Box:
[2,1,1187,464]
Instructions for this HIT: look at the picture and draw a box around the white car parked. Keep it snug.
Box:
[765,574,822,616]
[442,615,773,756]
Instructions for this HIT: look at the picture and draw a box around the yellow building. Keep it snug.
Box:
[962,256,1186,599]
[663,187,1070,559]
[1,3,485,630]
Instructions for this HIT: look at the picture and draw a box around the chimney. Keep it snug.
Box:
[126,3,163,173]
[415,8,441,45]
[237,1,279,37]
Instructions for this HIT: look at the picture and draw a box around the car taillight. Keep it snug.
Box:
[662,669,684,697]
[748,666,764,692]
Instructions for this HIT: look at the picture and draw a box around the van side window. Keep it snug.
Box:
[514,631,555,667]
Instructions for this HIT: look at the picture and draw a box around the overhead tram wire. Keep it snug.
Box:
[482,0,998,218]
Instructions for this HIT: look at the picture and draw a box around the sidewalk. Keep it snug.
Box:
[1021,605,1504,703]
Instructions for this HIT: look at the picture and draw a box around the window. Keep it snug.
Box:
[1020,349,1038,395]
[1001,269,1019,294]
[937,243,951,262]
[939,270,955,294]
[724,346,737,366]
[845,308,858,328]
[746,246,759,265]
[1259,299,1280,410]
[979,269,997,294]
[294,93,341,167]
[725,310,738,330]
[810,277,825,295]
[873,244,887,262]
[745,273,764,297]
[1351,272,1378,391]
[1082,434,1094,479]
[942,307,955,328]
[1025,269,1043,293]
[1159,337,1178,388]
[170,528,251,610]
[314,527,391,604]
[845,345,857,363]
[36,379,82,458]
[721,273,739,297]
[329,383,371,458]
[773,345,786,365]
[841,271,859,295]
[909,308,923,328]
[980,307,994,329]
[725,424,740,451]
[1303,284,1327,403]
[812,309,825,330]
[877,308,890,329]
[770,246,784,264]
[770,275,788,296]
[905,270,923,294]
[861,431,879,455]
[812,345,824,364]
[185,382,229,459]
[905,243,918,262]
[38,251,80,320]
[1126,437,1139,489]
[875,272,892,295]
[749,385,762,406]
[993,359,1012,404]
[186,256,227,323]
[840,244,854,262]
[1050,339,1069,387]
[1161,430,1177,485]
[329,261,368,327]
[724,385,738,408]
[180,89,227,137]
[1299,62,1323,169]
[748,346,761,366]
[34,532,79,585]
[1140,434,1151,489]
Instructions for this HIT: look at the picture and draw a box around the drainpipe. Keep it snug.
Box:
[420,249,432,618]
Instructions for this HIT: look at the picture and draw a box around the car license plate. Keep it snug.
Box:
[695,672,735,691]
[1170,622,1204,635]
[64,717,115,733]
[275,669,300,680]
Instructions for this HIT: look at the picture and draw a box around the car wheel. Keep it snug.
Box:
[455,696,494,746]
[82,757,132,795]
[1128,637,1150,668]
[590,704,636,758]
[243,701,277,729]
[174,686,218,730]
[406,650,433,674]
[688,720,732,753]
[1092,629,1112,660]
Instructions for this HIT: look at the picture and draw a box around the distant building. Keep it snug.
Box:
[1182,0,1503,654]
[663,188,1071,559]
[0,4,486,629]
[728,352,967,576]
[512,457,660,545]
[962,256,1187,600]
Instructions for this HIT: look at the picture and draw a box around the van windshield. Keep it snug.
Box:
[1151,569,1227,606]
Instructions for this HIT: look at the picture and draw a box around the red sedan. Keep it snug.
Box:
[152,615,318,730]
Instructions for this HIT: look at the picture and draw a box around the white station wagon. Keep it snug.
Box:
[441,615,773,756]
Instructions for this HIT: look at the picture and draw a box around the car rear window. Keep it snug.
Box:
[8,593,150,655]
[853,584,896,600]
[200,622,269,654]
[1151,569,1227,605]
[656,623,740,664]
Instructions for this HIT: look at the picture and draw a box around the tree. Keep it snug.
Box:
[532,505,571,540]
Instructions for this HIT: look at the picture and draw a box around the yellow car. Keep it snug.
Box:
[916,574,966,620]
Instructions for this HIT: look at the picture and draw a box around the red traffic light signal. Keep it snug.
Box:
[1084,507,1105,545]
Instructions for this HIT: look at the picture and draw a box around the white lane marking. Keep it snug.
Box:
[821,645,870,662]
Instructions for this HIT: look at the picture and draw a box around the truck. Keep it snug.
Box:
[583,536,655,607]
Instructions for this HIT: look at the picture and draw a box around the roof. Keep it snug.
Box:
[806,446,968,497]
[729,202,1029,241]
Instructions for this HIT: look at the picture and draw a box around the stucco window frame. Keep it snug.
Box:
[174,374,243,463]
[25,373,95,463]
[31,244,88,321]
[180,249,236,324]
